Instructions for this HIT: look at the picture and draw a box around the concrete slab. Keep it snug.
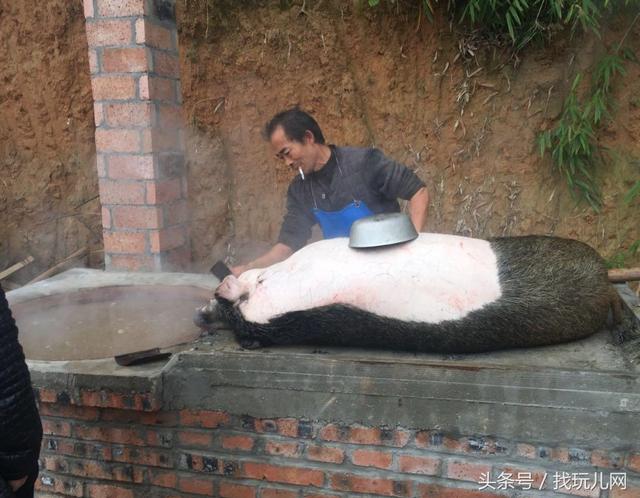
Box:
[9,269,217,361]
[12,270,640,448]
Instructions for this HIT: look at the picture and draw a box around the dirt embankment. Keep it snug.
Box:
[177,1,639,269]
[0,0,99,283]
[0,0,637,281]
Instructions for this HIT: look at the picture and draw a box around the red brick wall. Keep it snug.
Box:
[83,0,191,272]
[34,389,640,498]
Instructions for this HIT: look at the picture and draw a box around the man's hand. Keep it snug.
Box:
[230,244,294,277]
[230,265,248,277]
[9,476,28,491]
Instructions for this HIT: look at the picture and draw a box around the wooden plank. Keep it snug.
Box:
[0,255,34,281]
[26,247,88,285]
[609,267,640,282]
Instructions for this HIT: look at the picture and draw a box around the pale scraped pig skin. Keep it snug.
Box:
[218,234,502,324]
[211,234,621,353]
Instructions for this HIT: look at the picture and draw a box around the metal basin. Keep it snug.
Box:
[349,212,418,248]
[10,284,210,361]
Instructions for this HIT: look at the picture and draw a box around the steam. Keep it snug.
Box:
[12,286,204,361]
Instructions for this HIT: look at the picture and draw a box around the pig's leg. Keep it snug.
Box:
[237,338,266,350]
[608,287,640,359]
[608,287,625,345]
[235,331,274,349]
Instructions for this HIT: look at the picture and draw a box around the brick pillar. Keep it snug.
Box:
[84,0,191,272]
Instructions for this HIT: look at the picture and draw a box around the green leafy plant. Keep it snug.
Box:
[461,0,640,51]
[368,1,636,51]
[535,3,639,210]
[460,0,598,50]
[537,52,629,210]
[369,0,435,17]
[604,155,639,268]
[538,74,601,210]
[607,240,640,268]
[624,180,640,204]
[365,1,639,210]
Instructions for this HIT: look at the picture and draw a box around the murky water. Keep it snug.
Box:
[11,286,210,361]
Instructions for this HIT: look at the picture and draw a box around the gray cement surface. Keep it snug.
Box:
[8,269,217,360]
[7,268,217,304]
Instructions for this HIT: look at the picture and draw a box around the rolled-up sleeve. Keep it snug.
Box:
[364,148,425,201]
[277,184,315,252]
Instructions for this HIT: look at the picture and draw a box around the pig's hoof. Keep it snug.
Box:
[238,338,263,350]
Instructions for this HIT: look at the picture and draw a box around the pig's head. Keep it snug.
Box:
[214,269,261,306]
[194,270,262,332]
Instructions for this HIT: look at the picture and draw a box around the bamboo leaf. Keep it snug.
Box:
[624,180,640,204]
[506,13,516,41]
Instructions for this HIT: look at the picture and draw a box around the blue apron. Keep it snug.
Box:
[313,200,373,239]
[309,151,373,239]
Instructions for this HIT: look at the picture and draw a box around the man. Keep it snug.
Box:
[0,285,42,498]
[231,108,429,276]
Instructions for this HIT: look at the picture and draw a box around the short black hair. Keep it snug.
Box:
[264,107,325,144]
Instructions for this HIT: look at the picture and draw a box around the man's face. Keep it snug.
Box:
[270,125,316,176]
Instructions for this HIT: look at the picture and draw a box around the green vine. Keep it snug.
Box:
[537,6,638,211]
[460,0,606,50]
[625,180,640,204]
[367,1,639,212]
[367,1,636,51]
[537,51,632,211]
[607,239,640,268]
[611,165,640,267]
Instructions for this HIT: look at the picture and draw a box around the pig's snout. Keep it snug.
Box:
[193,299,221,332]
[214,275,245,303]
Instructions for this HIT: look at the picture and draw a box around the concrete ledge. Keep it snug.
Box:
[29,356,170,411]
[8,267,216,304]
[163,329,640,448]
[161,284,640,448]
[16,270,640,448]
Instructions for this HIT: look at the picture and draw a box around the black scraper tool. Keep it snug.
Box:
[115,348,171,366]
[210,260,232,280]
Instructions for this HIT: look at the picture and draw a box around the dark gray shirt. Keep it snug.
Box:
[278,145,426,251]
